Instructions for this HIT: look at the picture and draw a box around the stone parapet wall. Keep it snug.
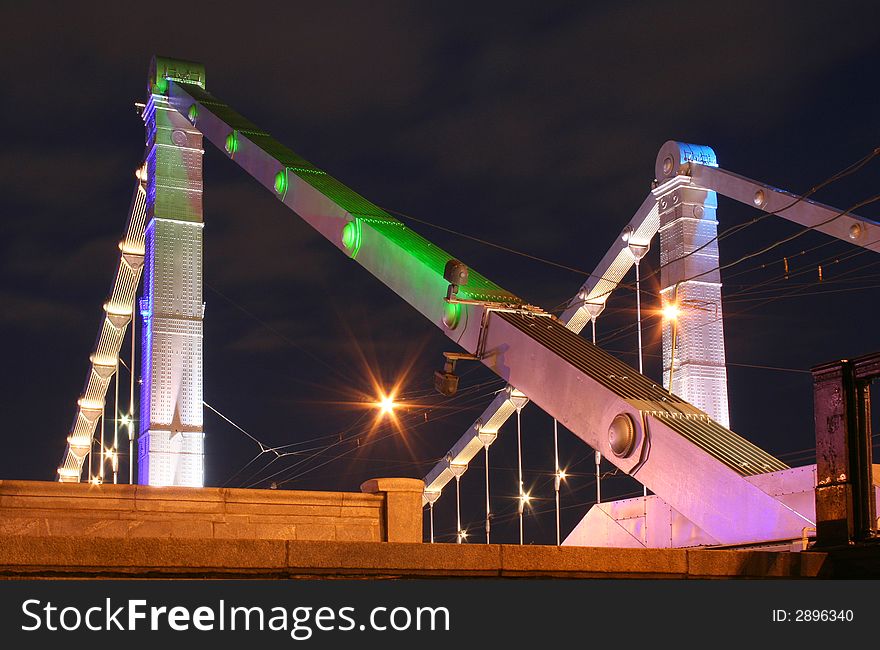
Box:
[0,478,424,544]
[2,480,875,578]
[0,536,843,579]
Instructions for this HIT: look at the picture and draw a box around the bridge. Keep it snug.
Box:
[48,57,879,553]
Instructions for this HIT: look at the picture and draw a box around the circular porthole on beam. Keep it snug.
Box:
[608,413,637,458]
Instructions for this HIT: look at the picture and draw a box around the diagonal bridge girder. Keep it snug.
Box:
[421,193,659,502]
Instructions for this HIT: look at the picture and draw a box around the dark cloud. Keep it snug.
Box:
[0,290,86,330]
[0,149,122,204]
[204,179,336,290]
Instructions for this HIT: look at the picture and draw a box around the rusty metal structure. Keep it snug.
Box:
[812,353,879,547]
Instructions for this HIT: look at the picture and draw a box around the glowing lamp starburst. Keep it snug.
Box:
[662,303,680,322]
[376,393,397,416]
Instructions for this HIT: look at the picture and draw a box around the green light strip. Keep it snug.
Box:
[173,80,522,306]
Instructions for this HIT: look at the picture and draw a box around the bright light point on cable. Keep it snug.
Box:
[662,303,680,321]
[460,529,468,540]
[558,470,567,481]
[521,492,532,504]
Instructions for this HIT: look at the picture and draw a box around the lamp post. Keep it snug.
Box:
[623,225,650,375]
[477,426,496,544]
[424,489,441,543]
[448,459,468,544]
[105,447,119,485]
[99,397,106,483]
[626,225,651,503]
[662,287,718,397]
[553,418,566,546]
[581,296,606,345]
[113,358,119,484]
[663,299,681,393]
[517,408,524,545]
[509,389,529,544]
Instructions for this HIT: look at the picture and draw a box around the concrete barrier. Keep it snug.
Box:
[0,478,423,544]
[0,479,869,579]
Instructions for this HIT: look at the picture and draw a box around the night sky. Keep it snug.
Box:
[2,1,879,545]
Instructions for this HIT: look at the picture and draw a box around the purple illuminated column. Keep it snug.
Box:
[654,142,730,428]
[138,57,206,486]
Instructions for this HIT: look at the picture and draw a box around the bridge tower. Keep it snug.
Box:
[137,57,206,486]
[654,142,730,428]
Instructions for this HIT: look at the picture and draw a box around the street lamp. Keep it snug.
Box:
[662,298,680,393]
[477,426,497,544]
[104,447,119,484]
[509,389,529,544]
[519,490,532,536]
[662,302,681,322]
[624,226,650,375]
[424,489,441,543]
[626,226,651,503]
[448,459,468,544]
[661,289,718,395]
[375,392,397,416]
[552,418,567,546]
